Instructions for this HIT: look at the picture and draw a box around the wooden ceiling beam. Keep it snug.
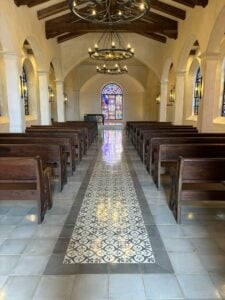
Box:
[151,0,186,20]
[15,0,51,7]
[144,11,178,26]
[14,0,30,6]
[46,22,177,40]
[37,1,68,19]
[45,13,79,26]
[191,0,208,7]
[46,21,177,37]
[171,0,195,8]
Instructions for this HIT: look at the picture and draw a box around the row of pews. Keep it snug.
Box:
[0,121,98,224]
[126,121,225,223]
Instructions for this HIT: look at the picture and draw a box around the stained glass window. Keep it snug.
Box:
[193,67,201,116]
[20,67,29,115]
[101,83,123,120]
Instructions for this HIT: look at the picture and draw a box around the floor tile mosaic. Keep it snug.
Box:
[44,130,172,274]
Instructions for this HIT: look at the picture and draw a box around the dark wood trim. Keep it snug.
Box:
[37,1,68,19]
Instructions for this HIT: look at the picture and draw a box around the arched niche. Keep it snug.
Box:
[49,62,57,122]
[183,40,201,122]
[63,55,159,121]
[21,40,40,124]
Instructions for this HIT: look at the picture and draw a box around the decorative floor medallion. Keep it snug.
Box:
[63,137,155,264]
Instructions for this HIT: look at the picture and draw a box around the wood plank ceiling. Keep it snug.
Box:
[14,0,208,44]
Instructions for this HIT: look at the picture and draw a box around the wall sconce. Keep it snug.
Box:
[156,94,160,104]
[167,86,175,106]
[48,86,55,103]
[64,93,68,103]
[20,75,28,99]
[194,76,203,99]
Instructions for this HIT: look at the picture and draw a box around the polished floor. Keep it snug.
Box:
[0,129,225,299]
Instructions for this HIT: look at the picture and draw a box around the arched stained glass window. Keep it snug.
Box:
[101,82,123,120]
[20,67,29,115]
[193,67,202,116]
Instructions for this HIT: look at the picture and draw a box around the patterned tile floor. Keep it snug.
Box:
[0,129,225,299]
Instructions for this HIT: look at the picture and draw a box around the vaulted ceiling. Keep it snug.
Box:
[14,0,208,44]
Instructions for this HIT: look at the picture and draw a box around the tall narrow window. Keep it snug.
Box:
[20,67,29,115]
[193,67,202,116]
[101,83,123,120]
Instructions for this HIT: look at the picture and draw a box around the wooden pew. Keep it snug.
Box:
[54,121,98,145]
[138,128,198,160]
[25,128,82,163]
[38,124,89,153]
[153,143,225,189]
[169,157,225,224]
[134,125,197,149]
[0,156,52,224]
[149,135,225,173]
[0,144,67,192]
[126,121,172,139]
[0,136,75,175]
[143,132,200,166]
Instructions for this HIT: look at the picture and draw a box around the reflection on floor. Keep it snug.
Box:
[0,129,225,300]
[64,131,155,264]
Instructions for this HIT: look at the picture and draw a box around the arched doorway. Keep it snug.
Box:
[101,82,123,120]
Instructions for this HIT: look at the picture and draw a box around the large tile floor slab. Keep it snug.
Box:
[0,129,224,299]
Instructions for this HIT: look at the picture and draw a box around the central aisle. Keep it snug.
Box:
[64,130,155,264]
[44,129,173,274]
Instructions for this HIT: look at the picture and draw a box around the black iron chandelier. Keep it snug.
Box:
[68,0,151,24]
[96,62,128,75]
[88,31,134,61]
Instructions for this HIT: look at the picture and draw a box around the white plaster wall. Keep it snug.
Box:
[0,1,62,131]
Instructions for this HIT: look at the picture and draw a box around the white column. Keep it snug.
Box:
[197,52,220,132]
[2,51,25,132]
[173,71,186,125]
[55,80,65,122]
[37,70,51,125]
[159,80,168,122]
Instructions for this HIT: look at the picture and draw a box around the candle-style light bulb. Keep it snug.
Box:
[139,3,145,10]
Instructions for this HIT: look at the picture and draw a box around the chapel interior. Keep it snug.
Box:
[0,1,225,299]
